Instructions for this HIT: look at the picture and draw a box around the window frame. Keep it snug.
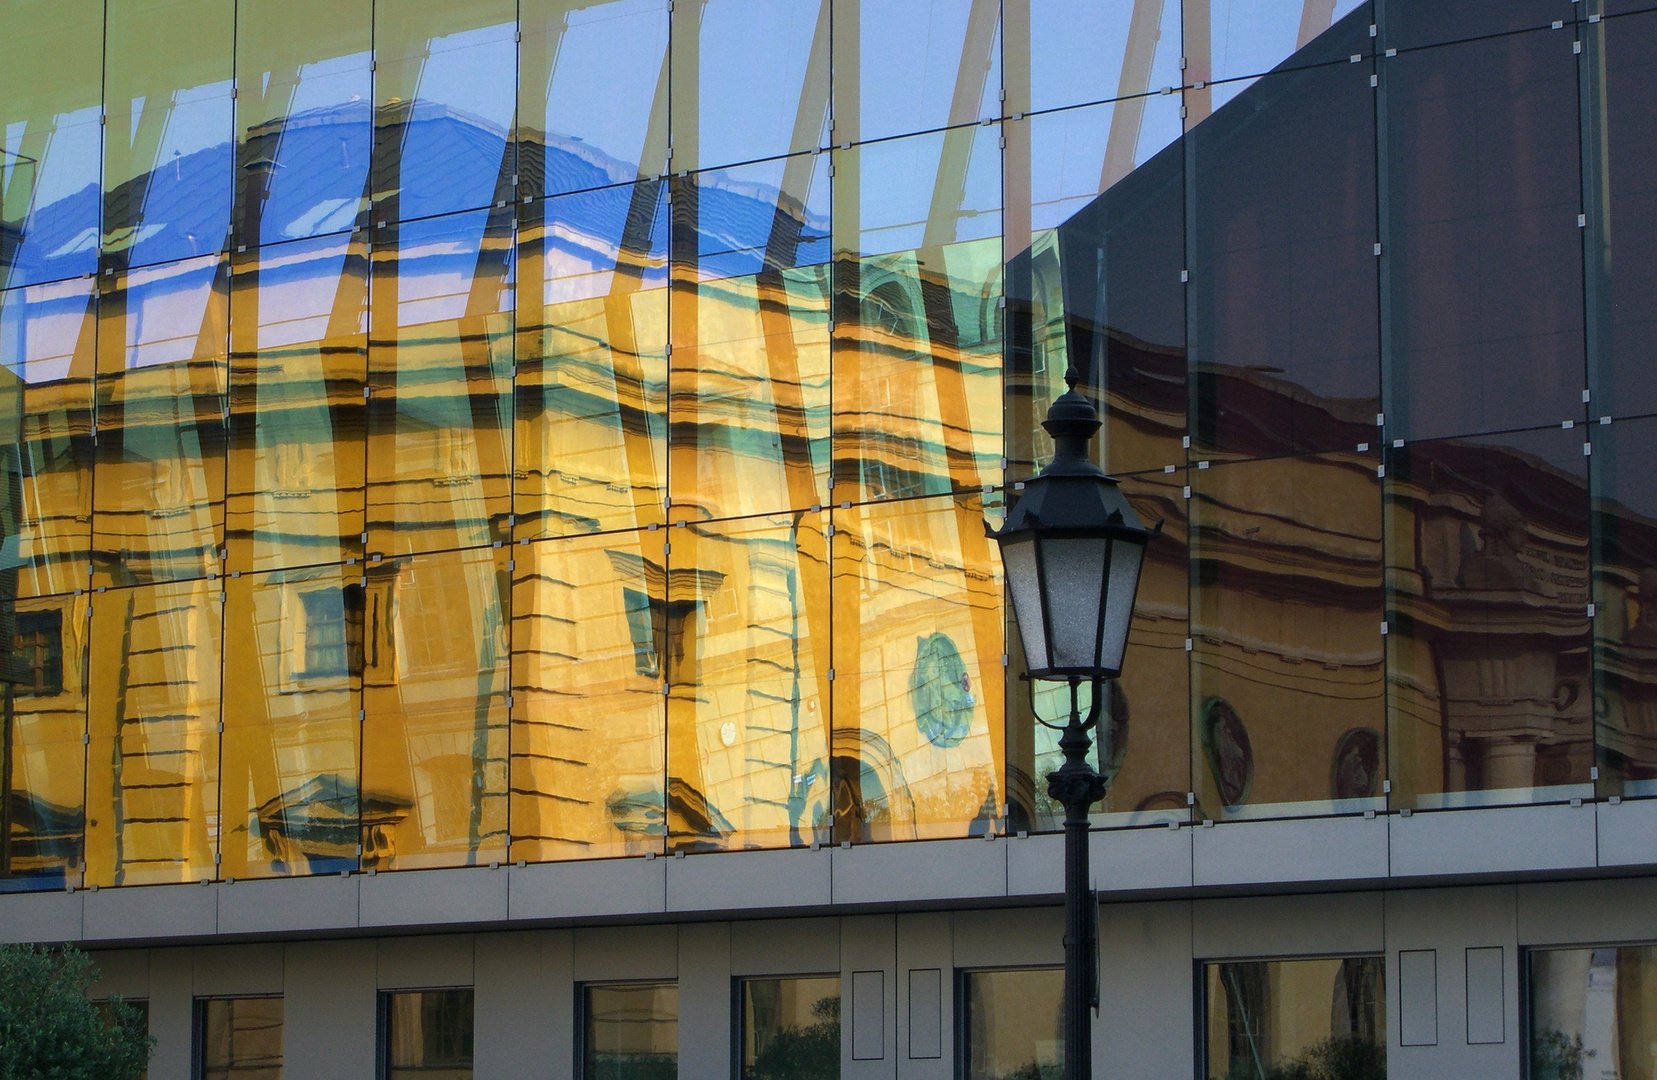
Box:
[955,963,1065,1080]
[192,993,284,1080]
[576,978,679,1080]
[1194,951,1387,1080]
[375,984,476,1080]
[732,972,841,1080]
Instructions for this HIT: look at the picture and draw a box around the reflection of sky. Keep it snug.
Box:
[541,0,667,188]
[251,234,359,351]
[394,208,513,330]
[1030,0,1184,112]
[1028,94,1182,232]
[119,255,220,369]
[856,128,1000,257]
[539,183,668,304]
[859,0,998,143]
[694,154,830,279]
[1209,0,1366,110]
[414,25,517,135]
[696,0,823,170]
[0,279,93,384]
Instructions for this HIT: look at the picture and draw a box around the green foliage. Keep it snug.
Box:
[0,943,152,1080]
[1530,1029,1585,1080]
[1215,1035,1386,1080]
[747,995,841,1080]
[584,1053,678,1080]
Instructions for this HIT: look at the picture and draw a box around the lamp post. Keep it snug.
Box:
[987,368,1154,1080]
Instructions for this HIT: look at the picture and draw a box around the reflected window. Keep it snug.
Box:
[198,996,283,1080]
[740,977,840,1080]
[582,982,677,1079]
[383,988,474,1080]
[1531,946,1657,1080]
[298,588,349,680]
[11,608,63,696]
[962,968,1063,1080]
[1203,957,1385,1080]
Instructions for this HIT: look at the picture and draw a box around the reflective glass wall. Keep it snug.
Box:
[0,0,1650,891]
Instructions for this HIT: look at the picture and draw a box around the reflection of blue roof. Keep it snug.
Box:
[3,100,830,292]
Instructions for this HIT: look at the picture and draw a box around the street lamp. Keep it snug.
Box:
[987,367,1154,1080]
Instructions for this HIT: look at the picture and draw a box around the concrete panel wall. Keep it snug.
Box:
[842,914,897,1080]
[283,939,378,1080]
[678,923,732,1080]
[475,930,572,1080]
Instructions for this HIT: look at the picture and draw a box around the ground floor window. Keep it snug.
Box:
[739,975,840,1080]
[197,996,282,1080]
[1531,945,1657,1080]
[1202,956,1384,1080]
[961,967,1063,1080]
[382,987,474,1080]
[582,981,678,1079]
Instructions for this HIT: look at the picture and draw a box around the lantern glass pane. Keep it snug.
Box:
[1000,535,1048,673]
[1099,536,1146,674]
[1040,535,1109,671]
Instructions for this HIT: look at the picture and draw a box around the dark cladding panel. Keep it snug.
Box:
[1383,30,1585,443]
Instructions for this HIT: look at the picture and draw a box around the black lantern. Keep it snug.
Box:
[987,367,1154,1080]
[990,370,1154,681]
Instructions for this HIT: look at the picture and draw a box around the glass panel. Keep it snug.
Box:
[234,0,373,247]
[1012,470,1190,830]
[200,997,283,1080]
[1190,59,1379,459]
[227,233,368,574]
[832,493,1004,842]
[220,564,362,880]
[1184,0,1371,121]
[1386,428,1592,809]
[2,593,87,889]
[1592,11,1657,419]
[1384,29,1585,443]
[520,0,670,199]
[385,988,474,1080]
[665,512,831,853]
[833,0,1001,146]
[102,0,235,271]
[92,255,229,589]
[1190,452,1385,821]
[1384,0,1572,53]
[361,547,508,871]
[514,181,668,540]
[85,579,221,887]
[740,977,840,1080]
[1593,417,1657,798]
[367,207,513,558]
[669,155,831,521]
[0,279,95,599]
[1203,957,1385,1079]
[1010,0,1182,116]
[962,969,1063,1080]
[832,128,1002,504]
[671,0,830,174]
[510,529,665,862]
[1014,102,1185,478]
[583,982,677,1080]
[0,0,105,290]
[372,0,517,225]
[1531,946,1657,1080]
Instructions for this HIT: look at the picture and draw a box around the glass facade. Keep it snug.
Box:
[739,976,840,1080]
[0,0,1651,890]
[1203,957,1384,1080]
